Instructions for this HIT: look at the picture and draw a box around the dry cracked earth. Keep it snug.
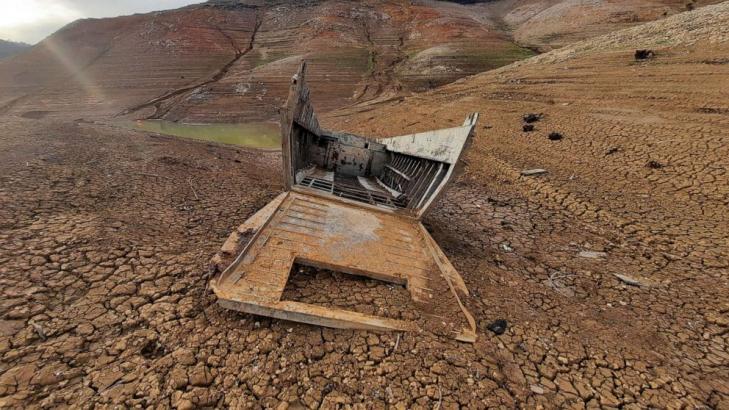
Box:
[2,3,729,410]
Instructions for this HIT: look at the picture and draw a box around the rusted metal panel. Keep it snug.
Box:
[212,63,479,342]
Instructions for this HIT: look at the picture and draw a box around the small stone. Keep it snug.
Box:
[646,160,663,169]
[486,319,508,335]
[523,113,542,123]
[579,251,607,259]
[635,49,654,60]
[548,132,563,141]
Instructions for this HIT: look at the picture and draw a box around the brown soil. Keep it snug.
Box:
[282,265,422,322]
[1,3,729,409]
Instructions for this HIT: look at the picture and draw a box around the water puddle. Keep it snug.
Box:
[132,120,281,149]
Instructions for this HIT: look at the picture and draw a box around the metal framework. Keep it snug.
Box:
[211,63,479,342]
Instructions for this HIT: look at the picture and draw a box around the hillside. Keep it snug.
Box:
[0,40,30,60]
[0,0,719,123]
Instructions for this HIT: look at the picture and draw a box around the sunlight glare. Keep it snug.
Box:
[0,0,81,29]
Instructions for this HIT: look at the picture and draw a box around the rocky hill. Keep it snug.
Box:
[0,40,30,60]
[0,0,722,123]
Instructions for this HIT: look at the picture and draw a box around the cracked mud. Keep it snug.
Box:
[2,4,729,409]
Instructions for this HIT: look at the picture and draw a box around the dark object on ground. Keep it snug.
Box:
[646,160,664,169]
[523,113,542,123]
[523,124,535,132]
[487,319,508,335]
[548,132,563,141]
[635,49,655,60]
[606,147,620,155]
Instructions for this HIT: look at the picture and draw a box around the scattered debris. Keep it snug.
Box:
[500,242,514,252]
[523,124,535,132]
[548,271,575,297]
[523,113,542,123]
[30,322,46,341]
[521,168,548,176]
[646,160,664,169]
[486,319,508,335]
[635,49,655,60]
[392,333,401,355]
[579,250,607,259]
[613,273,644,287]
[548,132,563,141]
[187,178,199,200]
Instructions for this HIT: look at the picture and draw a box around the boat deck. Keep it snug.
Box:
[212,191,476,341]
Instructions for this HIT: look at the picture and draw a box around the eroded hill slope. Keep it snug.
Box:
[0,0,720,123]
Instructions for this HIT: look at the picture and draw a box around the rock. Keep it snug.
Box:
[523,113,542,123]
[523,124,535,132]
[548,132,563,141]
[634,49,654,60]
[579,251,607,259]
[612,273,644,287]
[646,160,663,169]
[487,319,508,335]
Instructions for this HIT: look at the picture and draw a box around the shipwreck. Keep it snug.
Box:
[211,63,479,342]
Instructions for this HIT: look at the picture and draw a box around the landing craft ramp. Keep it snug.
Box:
[211,63,479,342]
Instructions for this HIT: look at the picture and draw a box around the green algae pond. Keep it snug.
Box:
[132,120,281,149]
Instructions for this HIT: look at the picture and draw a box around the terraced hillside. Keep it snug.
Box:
[0,0,720,123]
